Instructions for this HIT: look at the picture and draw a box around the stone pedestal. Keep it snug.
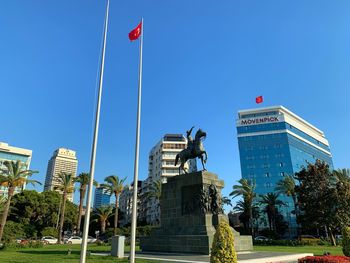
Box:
[111,235,125,258]
[140,171,253,254]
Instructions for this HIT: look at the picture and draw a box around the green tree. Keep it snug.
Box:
[259,193,285,233]
[233,199,259,232]
[9,190,77,237]
[230,179,256,235]
[294,161,350,245]
[146,179,162,201]
[342,226,350,256]
[54,172,75,244]
[2,221,25,242]
[41,227,58,238]
[93,206,114,234]
[275,175,298,216]
[74,172,97,234]
[101,175,126,235]
[0,160,40,242]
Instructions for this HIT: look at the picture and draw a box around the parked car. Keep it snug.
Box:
[15,237,26,244]
[41,236,58,244]
[65,236,82,244]
[254,236,270,241]
[87,236,97,243]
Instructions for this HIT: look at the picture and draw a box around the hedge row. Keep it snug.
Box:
[298,256,350,263]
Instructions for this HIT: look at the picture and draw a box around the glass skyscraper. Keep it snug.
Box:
[236,106,333,235]
[93,186,111,209]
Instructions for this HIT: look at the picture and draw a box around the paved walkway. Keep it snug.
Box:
[92,251,313,263]
[133,251,312,263]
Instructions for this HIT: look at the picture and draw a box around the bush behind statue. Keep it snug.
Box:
[210,221,237,263]
[342,226,350,256]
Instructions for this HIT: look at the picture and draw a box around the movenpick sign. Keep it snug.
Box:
[237,115,284,126]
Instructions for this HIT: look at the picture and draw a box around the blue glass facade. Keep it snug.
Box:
[93,187,111,209]
[237,107,333,235]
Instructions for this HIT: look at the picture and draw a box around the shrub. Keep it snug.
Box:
[41,227,58,238]
[298,255,350,263]
[342,226,350,256]
[254,239,301,246]
[210,221,237,263]
[2,221,26,242]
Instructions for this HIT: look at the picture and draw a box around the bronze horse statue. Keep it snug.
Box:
[174,128,208,174]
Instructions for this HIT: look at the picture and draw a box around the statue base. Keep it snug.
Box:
[140,171,253,254]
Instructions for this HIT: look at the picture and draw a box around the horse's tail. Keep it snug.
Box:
[175,153,180,166]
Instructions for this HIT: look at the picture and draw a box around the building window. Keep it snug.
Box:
[280,172,285,177]
[264,172,270,177]
[279,162,284,167]
[260,154,269,159]
[265,182,273,188]
[262,163,269,169]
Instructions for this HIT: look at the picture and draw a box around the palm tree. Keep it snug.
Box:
[100,175,126,235]
[230,179,256,235]
[74,172,97,234]
[259,193,285,232]
[275,175,298,217]
[54,172,75,244]
[93,206,114,234]
[233,199,259,231]
[146,179,162,201]
[0,160,40,242]
[145,179,162,224]
[333,169,350,183]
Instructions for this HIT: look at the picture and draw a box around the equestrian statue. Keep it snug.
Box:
[174,127,208,174]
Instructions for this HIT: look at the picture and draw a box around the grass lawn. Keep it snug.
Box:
[0,244,154,263]
[254,245,344,256]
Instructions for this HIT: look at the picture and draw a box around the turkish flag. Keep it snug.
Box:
[129,22,142,41]
[256,96,263,104]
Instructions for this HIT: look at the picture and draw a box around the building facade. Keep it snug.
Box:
[93,186,111,209]
[44,148,78,202]
[0,142,32,196]
[119,181,142,226]
[236,106,333,235]
[144,134,196,225]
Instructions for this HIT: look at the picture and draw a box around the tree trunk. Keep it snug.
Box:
[114,193,119,235]
[58,192,67,244]
[328,227,337,246]
[77,187,86,234]
[249,205,254,236]
[101,220,106,234]
[0,187,14,242]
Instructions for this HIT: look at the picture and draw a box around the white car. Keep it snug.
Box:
[65,236,82,244]
[87,236,97,243]
[41,236,58,244]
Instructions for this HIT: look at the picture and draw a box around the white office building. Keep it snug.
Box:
[0,142,32,196]
[144,134,196,225]
[44,148,78,202]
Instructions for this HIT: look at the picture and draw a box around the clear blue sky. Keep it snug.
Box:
[1,0,350,204]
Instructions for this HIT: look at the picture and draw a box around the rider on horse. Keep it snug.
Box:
[186,126,195,155]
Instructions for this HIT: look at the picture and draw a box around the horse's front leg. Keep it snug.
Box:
[200,155,206,171]
[203,151,208,163]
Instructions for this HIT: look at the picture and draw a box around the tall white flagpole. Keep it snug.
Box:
[80,1,110,262]
[129,17,144,263]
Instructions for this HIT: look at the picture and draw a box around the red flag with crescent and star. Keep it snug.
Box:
[256,95,263,104]
[129,22,142,41]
